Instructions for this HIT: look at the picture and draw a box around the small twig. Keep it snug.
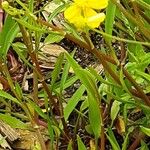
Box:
[100,105,105,150]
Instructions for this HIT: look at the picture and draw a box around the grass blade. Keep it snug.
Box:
[0,15,19,57]
[64,84,85,121]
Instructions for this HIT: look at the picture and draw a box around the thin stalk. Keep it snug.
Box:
[0,61,35,124]
[18,24,60,115]
[33,70,39,122]
[100,105,105,150]
[17,25,55,150]
[111,0,150,41]
[37,18,150,106]
[36,128,47,150]
[67,32,150,106]
[134,0,150,11]
[128,132,145,150]
[139,10,150,24]
[57,95,71,141]
[65,33,117,65]
[122,68,150,106]
[82,33,121,85]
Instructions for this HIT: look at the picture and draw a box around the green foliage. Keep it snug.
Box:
[1,0,150,149]
[106,128,120,150]
[77,135,86,150]
[64,85,85,121]
[0,15,19,58]
[0,113,28,129]
[0,90,21,104]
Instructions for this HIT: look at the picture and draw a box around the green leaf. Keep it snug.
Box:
[135,70,150,82]
[0,113,28,129]
[120,68,131,94]
[48,3,68,22]
[65,52,81,71]
[14,18,46,32]
[47,119,54,149]
[88,93,101,138]
[0,15,19,57]
[44,93,54,149]
[106,128,120,150]
[75,69,97,97]
[140,126,150,136]
[51,53,64,89]
[111,100,121,126]
[85,124,94,135]
[55,76,78,92]
[15,82,23,99]
[88,67,119,88]
[135,0,150,11]
[64,85,85,121]
[65,52,97,96]
[122,127,134,150]
[44,32,64,44]
[60,50,75,92]
[12,43,33,68]
[67,140,73,150]
[0,90,20,104]
[105,0,116,43]
[140,140,149,150]
[80,98,88,112]
[28,0,34,12]
[65,52,101,138]
[60,58,71,92]
[27,100,47,119]
[77,135,86,150]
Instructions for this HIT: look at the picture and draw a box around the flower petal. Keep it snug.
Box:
[74,0,108,9]
[64,2,106,29]
[64,4,86,29]
[87,0,108,9]
[84,8,105,28]
[64,5,81,23]
[87,13,105,28]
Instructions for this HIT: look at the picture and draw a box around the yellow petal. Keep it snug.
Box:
[74,0,108,9]
[73,0,87,7]
[87,0,108,9]
[64,2,106,29]
[84,8,105,28]
[64,4,81,23]
[64,4,86,29]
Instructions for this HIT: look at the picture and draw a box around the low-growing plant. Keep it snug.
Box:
[0,0,150,149]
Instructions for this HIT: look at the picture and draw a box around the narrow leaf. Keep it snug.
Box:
[88,93,101,138]
[0,90,20,104]
[64,85,85,121]
[0,15,19,57]
[0,114,28,129]
[140,126,150,136]
[111,100,121,126]
[105,0,116,43]
[77,135,86,150]
[51,53,64,89]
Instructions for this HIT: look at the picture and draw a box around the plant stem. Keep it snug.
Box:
[111,0,150,41]
[122,68,150,106]
[37,18,150,107]
[18,24,60,114]
[100,105,105,150]
[128,132,145,150]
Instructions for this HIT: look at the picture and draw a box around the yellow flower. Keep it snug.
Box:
[74,0,108,9]
[64,0,108,29]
